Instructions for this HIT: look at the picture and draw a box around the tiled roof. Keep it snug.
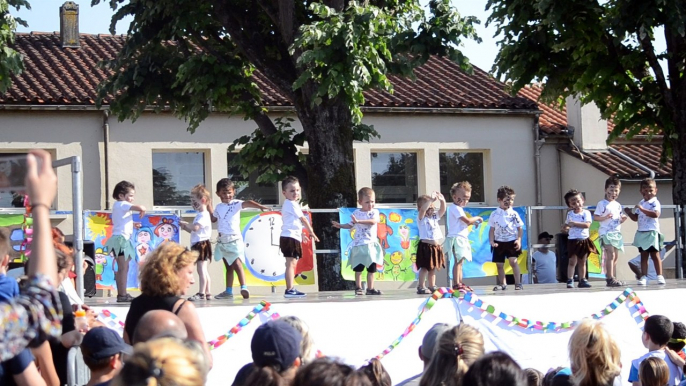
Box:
[1,32,538,111]
[560,144,671,179]
[516,85,568,135]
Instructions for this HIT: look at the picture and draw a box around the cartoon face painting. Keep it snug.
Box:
[243,212,286,281]
[94,251,108,281]
[154,218,178,241]
[136,227,153,262]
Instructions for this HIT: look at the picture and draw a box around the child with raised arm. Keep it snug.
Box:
[625,178,666,285]
[105,181,146,302]
[444,182,482,292]
[593,176,627,287]
[212,178,270,300]
[180,184,213,301]
[416,192,446,295]
[488,186,524,291]
[280,176,319,298]
[332,187,384,296]
[564,189,597,289]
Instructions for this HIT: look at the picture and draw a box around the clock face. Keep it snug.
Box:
[242,212,286,282]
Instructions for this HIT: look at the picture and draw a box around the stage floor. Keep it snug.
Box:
[84,279,686,308]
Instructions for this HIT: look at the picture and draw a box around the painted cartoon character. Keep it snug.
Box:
[154,218,178,242]
[377,213,393,249]
[398,224,410,249]
[135,227,153,263]
[94,249,108,282]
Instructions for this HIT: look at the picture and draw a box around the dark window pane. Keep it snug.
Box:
[439,152,485,202]
[371,152,418,204]
[153,152,205,206]
[0,153,31,208]
[227,153,279,205]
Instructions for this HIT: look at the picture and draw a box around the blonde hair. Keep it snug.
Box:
[281,316,316,365]
[568,319,621,386]
[190,184,210,201]
[139,242,198,297]
[417,195,432,211]
[639,357,669,386]
[450,182,472,196]
[419,324,485,386]
[358,187,375,201]
[111,338,206,386]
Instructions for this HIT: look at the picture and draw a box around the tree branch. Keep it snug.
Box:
[640,31,675,113]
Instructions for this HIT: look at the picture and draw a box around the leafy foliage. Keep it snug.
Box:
[0,0,29,93]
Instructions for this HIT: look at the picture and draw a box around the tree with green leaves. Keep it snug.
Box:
[92,0,479,290]
[0,0,29,92]
[487,0,686,203]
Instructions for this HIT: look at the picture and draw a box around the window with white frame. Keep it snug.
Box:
[0,153,32,208]
[152,151,206,206]
[439,152,485,203]
[371,152,418,204]
[227,153,279,205]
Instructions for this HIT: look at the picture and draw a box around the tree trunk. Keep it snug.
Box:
[672,97,686,278]
[296,98,357,291]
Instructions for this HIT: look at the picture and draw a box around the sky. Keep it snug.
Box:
[12,0,501,72]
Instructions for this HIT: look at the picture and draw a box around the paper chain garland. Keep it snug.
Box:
[374,287,649,360]
[208,300,280,350]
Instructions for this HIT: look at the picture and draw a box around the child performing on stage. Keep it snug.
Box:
[489,186,524,291]
[180,184,213,301]
[332,187,384,296]
[593,176,627,287]
[444,182,482,293]
[564,189,597,289]
[416,192,446,295]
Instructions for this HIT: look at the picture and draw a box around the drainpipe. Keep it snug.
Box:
[607,147,655,179]
[533,114,543,228]
[103,110,111,209]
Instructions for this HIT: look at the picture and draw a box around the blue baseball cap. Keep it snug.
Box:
[82,327,133,360]
[251,320,302,371]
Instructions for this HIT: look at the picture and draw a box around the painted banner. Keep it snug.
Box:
[238,211,315,286]
[588,219,604,278]
[338,207,529,281]
[0,214,27,264]
[84,211,180,291]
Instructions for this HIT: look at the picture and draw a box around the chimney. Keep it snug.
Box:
[566,96,608,151]
[59,1,79,48]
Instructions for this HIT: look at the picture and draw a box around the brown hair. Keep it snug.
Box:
[524,368,543,386]
[190,184,210,201]
[639,357,670,386]
[640,178,656,189]
[359,358,392,386]
[139,242,198,297]
[292,358,371,386]
[417,195,432,211]
[450,182,472,196]
[358,187,375,201]
[564,189,582,207]
[419,324,485,386]
[604,176,621,190]
[497,186,516,200]
[281,176,299,191]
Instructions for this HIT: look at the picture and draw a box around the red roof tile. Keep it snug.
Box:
[560,144,671,179]
[1,32,539,111]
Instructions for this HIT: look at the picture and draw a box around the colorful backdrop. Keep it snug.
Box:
[0,214,26,264]
[338,207,529,281]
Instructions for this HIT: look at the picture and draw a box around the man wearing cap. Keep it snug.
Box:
[533,232,557,284]
[397,323,451,386]
[81,327,133,386]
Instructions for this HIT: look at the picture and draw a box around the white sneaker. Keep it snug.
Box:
[638,276,648,286]
[656,275,666,285]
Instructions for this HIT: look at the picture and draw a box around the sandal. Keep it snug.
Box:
[428,286,439,293]
[493,285,507,291]
[355,287,365,296]
[515,283,523,290]
[188,293,204,301]
[205,294,213,300]
[116,294,134,303]
[416,287,429,295]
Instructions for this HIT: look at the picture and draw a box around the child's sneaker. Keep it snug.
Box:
[188,293,204,301]
[606,278,623,287]
[637,276,648,285]
[578,280,592,288]
[284,288,306,298]
[566,279,574,288]
[515,283,523,290]
[416,287,429,295]
[355,287,365,296]
[428,286,439,293]
[366,288,382,295]
[493,285,507,291]
[656,275,666,285]
[240,288,250,299]
[215,291,233,299]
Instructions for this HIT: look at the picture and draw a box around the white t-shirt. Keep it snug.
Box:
[638,197,661,232]
[566,210,592,240]
[214,200,244,236]
[281,199,305,240]
[532,250,557,284]
[595,199,623,235]
[629,349,683,385]
[351,209,379,247]
[488,208,523,242]
[447,204,470,239]
[418,213,443,241]
[111,200,133,239]
[191,210,212,244]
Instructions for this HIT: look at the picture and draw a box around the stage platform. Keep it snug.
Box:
[86,280,686,386]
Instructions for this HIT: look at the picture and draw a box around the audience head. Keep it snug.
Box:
[280,315,316,364]
[54,242,74,282]
[0,228,9,270]
[81,327,132,374]
[568,319,621,386]
[525,368,544,386]
[639,357,670,386]
[112,337,206,386]
[543,367,566,386]
[419,323,485,386]
[462,351,528,386]
[292,358,372,386]
[139,242,197,297]
[247,320,303,386]
[132,310,188,344]
[358,358,391,386]
[643,315,673,347]
[668,321,686,352]
[419,323,451,366]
